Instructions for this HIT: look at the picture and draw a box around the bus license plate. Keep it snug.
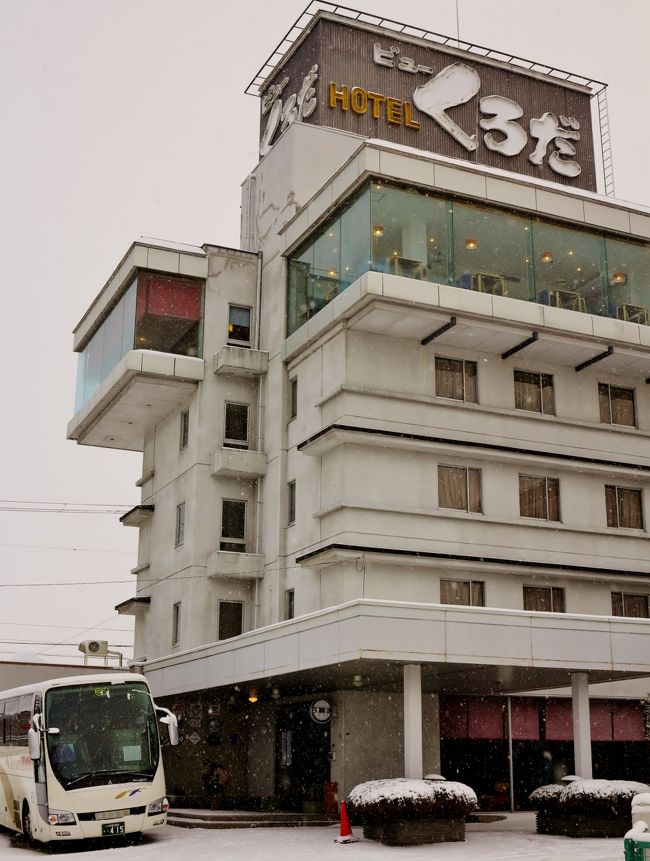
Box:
[102,822,125,836]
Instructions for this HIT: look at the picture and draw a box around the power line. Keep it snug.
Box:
[0,621,133,632]
[0,639,132,647]
[0,499,133,507]
[0,543,134,554]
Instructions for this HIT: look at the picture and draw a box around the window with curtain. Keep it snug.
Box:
[435,357,478,403]
[598,383,636,427]
[606,485,643,529]
[611,591,649,618]
[523,586,565,612]
[440,579,485,606]
[514,370,555,415]
[519,475,560,521]
[438,466,482,513]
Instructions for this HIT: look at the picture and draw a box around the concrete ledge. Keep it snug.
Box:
[210,448,267,478]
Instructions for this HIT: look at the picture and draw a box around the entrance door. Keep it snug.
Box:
[275,702,330,811]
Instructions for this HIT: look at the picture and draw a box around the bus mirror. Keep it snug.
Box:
[47,727,60,735]
[27,727,40,760]
[156,707,180,746]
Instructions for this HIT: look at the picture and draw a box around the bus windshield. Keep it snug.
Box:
[45,682,160,790]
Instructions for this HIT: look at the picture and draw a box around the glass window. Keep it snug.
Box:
[175,502,186,547]
[136,273,202,356]
[370,183,449,285]
[612,591,649,618]
[435,357,477,402]
[218,601,244,639]
[598,383,636,427]
[606,485,643,529]
[532,219,605,315]
[288,481,296,526]
[453,201,532,301]
[523,586,565,612]
[440,579,485,606]
[285,589,295,620]
[224,403,249,448]
[519,475,560,521]
[289,378,298,420]
[514,370,555,415]
[340,189,371,286]
[172,602,181,646]
[221,499,246,551]
[228,305,251,346]
[438,466,482,513]
[179,409,190,450]
[605,237,650,324]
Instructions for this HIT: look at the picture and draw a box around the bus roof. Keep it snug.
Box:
[0,672,147,701]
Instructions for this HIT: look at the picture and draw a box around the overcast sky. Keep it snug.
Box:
[1,0,648,667]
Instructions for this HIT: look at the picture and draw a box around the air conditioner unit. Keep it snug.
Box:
[78,639,109,657]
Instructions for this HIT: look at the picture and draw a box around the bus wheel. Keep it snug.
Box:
[22,802,33,843]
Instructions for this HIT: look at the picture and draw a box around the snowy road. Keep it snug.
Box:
[0,814,625,860]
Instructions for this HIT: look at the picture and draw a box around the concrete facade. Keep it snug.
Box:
[68,10,650,811]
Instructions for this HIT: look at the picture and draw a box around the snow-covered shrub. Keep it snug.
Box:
[529,779,650,838]
[347,778,477,822]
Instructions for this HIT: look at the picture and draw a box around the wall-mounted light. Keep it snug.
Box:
[248,686,258,703]
[611,271,627,285]
[328,269,338,277]
[465,238,478,250]
[352,674,364,688]
[541,251,553,263]
[271,685,281,700]
[372,225,385,237]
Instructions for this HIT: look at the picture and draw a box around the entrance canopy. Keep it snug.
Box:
[144,599,650,700]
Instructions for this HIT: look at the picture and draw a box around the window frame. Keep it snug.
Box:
[172,602,181,647]
[523,585,566,613]
[179,409,190,450]
[220,498,247,552]
[175,502,186,547]
[289,377,298,420]
[287,480,296,527]
[598,382,636,427]
[438,465,482,513]
[224,401,250,449]
[611,591,650,618]
[440,579,485,607]
[218,600,244,640]
[285,589,295,620]
[434,356,478,404]
[605,484,644,529]
[513,369,555,415]
[228,304,252,347]
[518,474,561,522]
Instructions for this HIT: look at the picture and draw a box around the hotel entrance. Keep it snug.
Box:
[275,701,331,812]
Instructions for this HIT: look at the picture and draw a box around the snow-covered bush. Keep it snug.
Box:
[529,779,650,838]
[347,778,477,822]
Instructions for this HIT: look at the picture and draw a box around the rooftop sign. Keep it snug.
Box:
[256,11,599,191]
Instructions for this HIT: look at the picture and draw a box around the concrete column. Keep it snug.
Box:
[571,672,592,779]
[403,664,423,778]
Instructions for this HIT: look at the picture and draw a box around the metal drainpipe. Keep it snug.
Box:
[253,251,264,629]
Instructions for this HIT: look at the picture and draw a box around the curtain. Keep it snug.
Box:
[439,466,482,512]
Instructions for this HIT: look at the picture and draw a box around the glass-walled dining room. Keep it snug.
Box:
[74,272,204,412]
[287,179,650,336]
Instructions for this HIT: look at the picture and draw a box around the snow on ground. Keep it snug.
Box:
[0,812,629,860]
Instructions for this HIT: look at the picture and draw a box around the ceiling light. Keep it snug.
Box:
[352,674,364,688]
[541,251,553,263]
[465,238,478,250]
[248,686,258,703]
[372,225,385,237]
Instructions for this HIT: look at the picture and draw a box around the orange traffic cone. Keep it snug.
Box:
[334,800,359,844]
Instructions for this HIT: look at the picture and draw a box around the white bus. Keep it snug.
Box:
[0,672,178,843]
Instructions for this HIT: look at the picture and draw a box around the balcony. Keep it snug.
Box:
[67,349,204,450]
[213,345,269,377]
[210,447,266,478]
[207,550,264,580]
[120,504,154,527]
[115,596,151,617]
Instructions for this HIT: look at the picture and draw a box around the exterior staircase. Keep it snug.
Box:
[168,809,339,830]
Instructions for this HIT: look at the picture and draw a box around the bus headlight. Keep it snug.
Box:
[147,798,169,815]
[48,810,76,825]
